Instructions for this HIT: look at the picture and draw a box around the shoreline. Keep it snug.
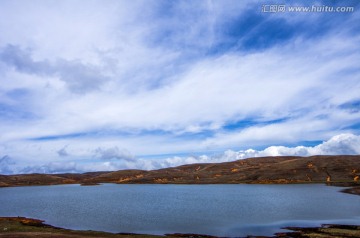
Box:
[1,181,360,197]
[1,155,359,187]
[0,217,360,238]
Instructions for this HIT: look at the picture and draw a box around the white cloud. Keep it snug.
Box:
[0,1,359,174]
[311,134,360,155]
[149,133,360,169]
[1,133,359,175]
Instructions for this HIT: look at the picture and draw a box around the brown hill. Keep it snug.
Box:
[0,155,359,187]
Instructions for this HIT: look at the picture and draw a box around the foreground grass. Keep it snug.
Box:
[1,217,360,238]
[0,217,163,238]
[281,225,360,238]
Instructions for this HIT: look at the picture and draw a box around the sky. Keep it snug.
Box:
[0,0,360,174]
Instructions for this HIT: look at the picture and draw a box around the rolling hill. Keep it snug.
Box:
[0,155,359,187]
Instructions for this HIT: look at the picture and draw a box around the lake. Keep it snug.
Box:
[0,184,359,237]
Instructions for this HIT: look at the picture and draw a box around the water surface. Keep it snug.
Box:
[0,184,359,237]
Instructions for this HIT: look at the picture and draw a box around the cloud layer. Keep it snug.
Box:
[0,1,359,174]
[1,133,359,174]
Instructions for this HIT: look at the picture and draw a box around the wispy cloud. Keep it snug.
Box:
[0,155,15,174]
[94,147,135,162]
[0,45,109,93]
[57,146,69,157]
[0,0,359,174]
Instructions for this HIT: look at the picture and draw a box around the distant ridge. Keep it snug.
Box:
[1,155,360,187]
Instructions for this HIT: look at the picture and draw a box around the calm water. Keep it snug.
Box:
[0,184,359,237]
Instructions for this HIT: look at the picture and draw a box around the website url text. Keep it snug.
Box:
[262,5,355,13]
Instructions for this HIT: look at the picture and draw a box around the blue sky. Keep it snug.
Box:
[0,0,360,174]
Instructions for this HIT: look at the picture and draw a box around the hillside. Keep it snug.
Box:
[0,155,360,187]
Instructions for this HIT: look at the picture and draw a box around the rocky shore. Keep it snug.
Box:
[0,217,360,238]
[0,217,161,238]
[342,186,360,196]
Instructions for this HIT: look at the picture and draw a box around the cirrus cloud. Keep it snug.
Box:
[0,1,359,174]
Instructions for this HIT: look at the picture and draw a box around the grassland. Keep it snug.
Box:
[1,217,360,238]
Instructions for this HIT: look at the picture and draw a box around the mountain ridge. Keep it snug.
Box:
[1,155,360,187]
